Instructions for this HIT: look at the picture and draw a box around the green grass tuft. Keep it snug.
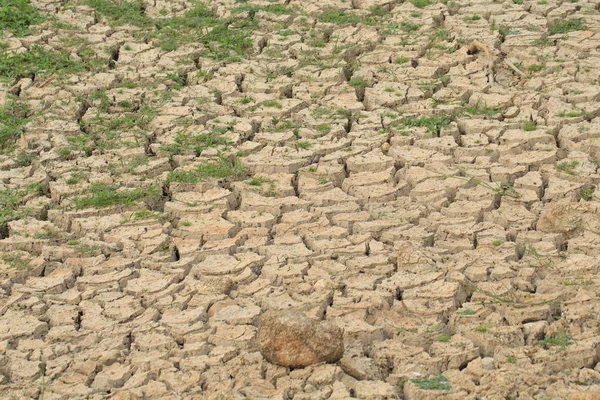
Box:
[548,19,585,35]
[538,330,571,350]
[167,156,247,184]
[411,375,451,391]
[0,45,90,80]
[319,9,362,25]
[71,183,161,210]
[522,121,537,131]
[0,0,46,37]
[0,97,29,152]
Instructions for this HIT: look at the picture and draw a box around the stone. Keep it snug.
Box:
[256,310,344,368]
[481,357,495,370]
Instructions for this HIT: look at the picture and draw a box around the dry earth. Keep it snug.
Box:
[1,0,600,398]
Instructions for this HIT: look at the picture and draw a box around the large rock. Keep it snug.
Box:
[256,310,344,368]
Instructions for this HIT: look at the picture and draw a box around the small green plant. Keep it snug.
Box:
[562,276,593,286]
[463,14,481,21]
[71,183,161,210]
[89,90,111,112]
[14,151,35,167]
[0,97,29,152]
[394,56,409,64]
[319,8,361,25]
[348,77,367,88]
[239,96,255,105]
[548,19,585,35]
[0,0,46,37]
[84,0,153,27]
[130,210,155,220]
[410,0,433,8]
[436,334,451,342]
[0,44,94,80]
[400,21,422,32]
[462,101,500,117]
[506,355,517,364]
[180,220,192,227]
[526,244,554,269]
[393,114,455,134]
[410,375,451,391]
[522,121,537,131]
[491,240,504,247]
[457,309,476,315]
[296,140,312,150]
[1,253,32,270]
[57,147,73,161]
[167,155,247,184]
[262,100,282,109]
[557,110,587,118]
[532,37,552,47]
[315,124,331,134]
[580,187,595,201]
[398,377,408,390]
[528,64,544,73]
[73,243,102,257]
[538,330,571,351]
[160,131,232,156]
[475,325,488,333]
[0,188,29,236]
[555,160,578,175]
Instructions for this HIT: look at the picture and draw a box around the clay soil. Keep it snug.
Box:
[1,0,600,398]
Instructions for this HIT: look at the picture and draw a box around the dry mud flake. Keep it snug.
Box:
[256,309,344,368]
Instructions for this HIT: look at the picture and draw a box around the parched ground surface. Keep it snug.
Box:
[1,0,600,398]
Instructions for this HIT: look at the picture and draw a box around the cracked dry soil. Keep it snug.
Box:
[1,0,600,398]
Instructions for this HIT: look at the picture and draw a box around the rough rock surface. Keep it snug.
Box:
[257,310,344,367]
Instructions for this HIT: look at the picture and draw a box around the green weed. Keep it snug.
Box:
[393,114,455,134]
[348,77,367,88]
[0,97,29,152]
[296,140,312,150]
[71,183,161,209]
[548,19,585,35]
[160,131,232,156]
[462,102,500,117]
[0,0,46,37]
[262,100,282,109]
[167,156,247,184]
[463,14,481,21]
[84,0,153,27]
[528,64,544,73]
[0,45,87,80]
[580,187,595,201]
[401,21,422,32]
[555,160,578,175]
[410,375,451,390]
[410,0,433,8]
[0,188,30,236]
[319,9,362,25]
[522,121,537,131]
[538,330,571,351]
[1,253,32,270]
